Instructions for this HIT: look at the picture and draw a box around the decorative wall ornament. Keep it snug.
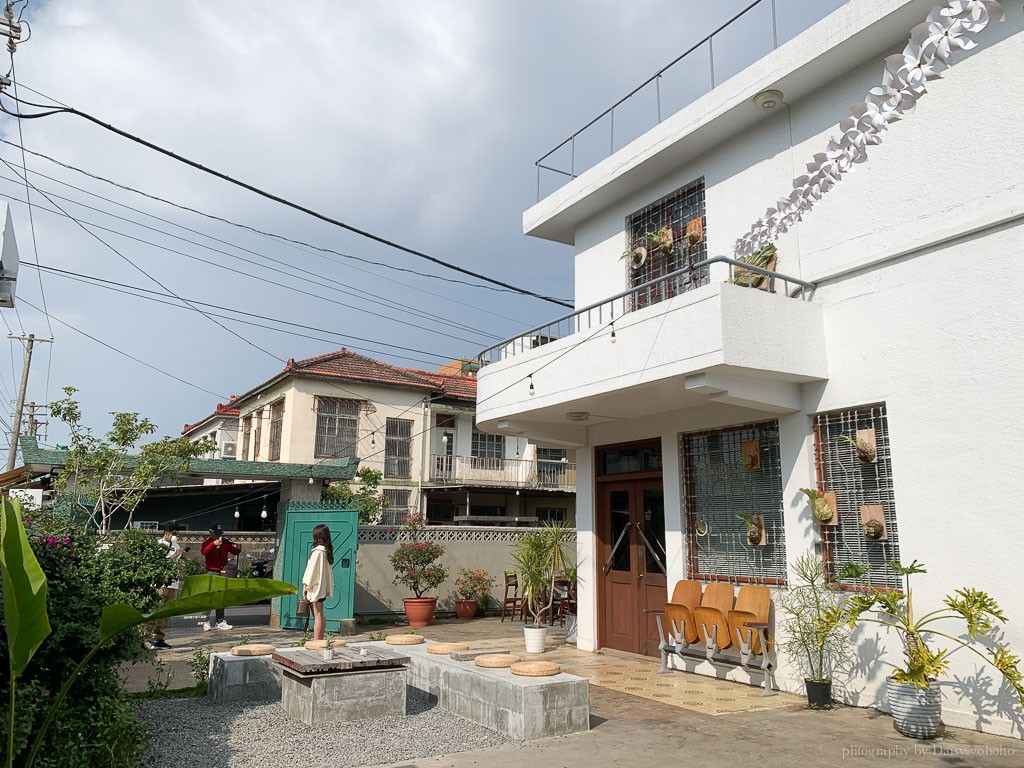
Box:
[733,0,1005,258]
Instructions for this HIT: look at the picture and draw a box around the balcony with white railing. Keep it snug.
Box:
[475,258,827,444]
[428,454,576,492]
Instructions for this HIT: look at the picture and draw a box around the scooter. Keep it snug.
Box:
[245,547,275,579]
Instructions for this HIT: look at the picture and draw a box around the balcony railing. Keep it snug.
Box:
[534,0,849,199]
[429,454,576,491]
[478,256,814,365]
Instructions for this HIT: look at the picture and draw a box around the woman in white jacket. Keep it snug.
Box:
[302,524,335,640]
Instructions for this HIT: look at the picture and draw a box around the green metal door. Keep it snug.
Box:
[279,505,358,629]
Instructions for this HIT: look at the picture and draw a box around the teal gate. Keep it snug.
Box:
[279,502,358,630]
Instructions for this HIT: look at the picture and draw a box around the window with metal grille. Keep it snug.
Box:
[537,448,566,462]
[268,400,284,461]
[383,488,411,512]
[253,409,263,460]
[385,417,413,478]
[680,421,787,584]
[536,507,567,523]
[626,178,708,310]
[471,428,505,460]
[314,398,360,459]
[813,404,901,590]
[241,417,251,461]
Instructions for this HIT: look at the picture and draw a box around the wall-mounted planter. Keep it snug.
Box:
[821,492,839,527]
[740,439,761,471]
[685,218,704,247]
[745,514,767,546]
[856,428,878,463]
[860,505,887,540]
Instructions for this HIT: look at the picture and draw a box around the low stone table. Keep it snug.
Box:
[363,640,590,741]
[208,652,281,704]
[273,646,410,725]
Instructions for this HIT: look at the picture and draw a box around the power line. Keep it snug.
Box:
[0,87,574,309]
[0,176,496,347]
[0,138,565,315]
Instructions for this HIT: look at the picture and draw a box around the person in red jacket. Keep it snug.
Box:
[200,524,241,631]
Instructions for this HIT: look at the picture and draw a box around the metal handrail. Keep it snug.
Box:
[534,1,849,199]
[476,255,815,366]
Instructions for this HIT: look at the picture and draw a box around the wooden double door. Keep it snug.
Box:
[598,479,667,656]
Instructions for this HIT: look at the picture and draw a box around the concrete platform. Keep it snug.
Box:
[207,652,281,704]
[280,664,408,725]
[364,640,590,741]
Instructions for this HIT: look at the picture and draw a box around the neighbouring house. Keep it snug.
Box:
[229,348,576,526]
[181,400,241,483]
[476,0,1024,737]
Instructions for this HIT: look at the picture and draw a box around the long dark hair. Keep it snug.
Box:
[312,524,334,565]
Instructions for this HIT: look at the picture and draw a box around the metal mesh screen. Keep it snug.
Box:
[680,422,787,584]
[385,417,413,478]
[627,179,708,310]
[814,404,902,590]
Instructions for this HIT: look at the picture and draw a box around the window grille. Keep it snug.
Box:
[268,400,284,462]
[253,409,263,460]
[315,398,360,459]
[382,488,412,525]
[627,178,708,310]
[813,404,901,590]
[385,417,413,478]
[471,428,505,460]
[241,417,251,461]
[537,448,566,462]
[680,421,787,584]
[536,507,567,523]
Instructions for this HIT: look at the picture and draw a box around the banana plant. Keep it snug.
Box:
[1,497,296,768]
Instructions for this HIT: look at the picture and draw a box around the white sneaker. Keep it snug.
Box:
[201,622,212,631]
[215,620,233,630]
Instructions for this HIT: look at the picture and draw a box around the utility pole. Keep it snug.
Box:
[6,333,53,471]
[24,401,48,438]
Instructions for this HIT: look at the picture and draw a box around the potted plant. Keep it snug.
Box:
[620,245,648,269]
[777,554,858,709]
[647,226,675,254]
[735,513,764,546]
[510,522,572,653]
[840,433,877,463]
[453,567,496,620]
[730,243,778,288]
[862,520,885,540]
[322,630,335,661]
[825,560,1024,738]
[799,487,834,524]
[388,512,448,627]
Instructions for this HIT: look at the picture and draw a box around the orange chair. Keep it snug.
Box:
[693,583,737,659]
[655,580,704,673]
[501,571,524,622]
[727,585,772,661]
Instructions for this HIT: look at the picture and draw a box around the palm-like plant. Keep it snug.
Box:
[510,522,571,627]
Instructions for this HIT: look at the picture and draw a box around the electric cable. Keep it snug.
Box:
[0,88,574,308]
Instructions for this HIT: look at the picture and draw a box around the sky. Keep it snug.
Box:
[0,0,845,450]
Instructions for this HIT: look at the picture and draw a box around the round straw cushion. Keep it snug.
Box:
[427,642,470,655]
[304,639,346,650]
[230,643,275,656]
[385,634,425,645]
[475,653,521,668]
[510,661,561,677]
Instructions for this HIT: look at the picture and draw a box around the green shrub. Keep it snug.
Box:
[187,646,212,685]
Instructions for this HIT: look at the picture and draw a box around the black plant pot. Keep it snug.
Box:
[805,679,833,709]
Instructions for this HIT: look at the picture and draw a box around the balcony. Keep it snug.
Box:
[428,454,576,492]
[476,259,827,444]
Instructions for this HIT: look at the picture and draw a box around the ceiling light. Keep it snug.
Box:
[753,89,784,110]
[566,412,590,422]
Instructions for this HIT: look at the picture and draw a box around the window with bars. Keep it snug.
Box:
[680,421,787,584]
[471,428,505,460]
[536,507,567,523]
[385,417,413,478]
[813,404,901,590]
[315,398,360,459]
[253,409,263,460]
[626,178,708,310]
[268,400,285,461]
[383,488,411,512]
[537,448,567,462]
[241,417,251,461]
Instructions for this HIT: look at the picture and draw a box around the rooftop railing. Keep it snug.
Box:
[477,256,815,366]
[534,0,848,200]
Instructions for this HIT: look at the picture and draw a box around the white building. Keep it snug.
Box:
[477,0,1024,737]
[181,401,241,484]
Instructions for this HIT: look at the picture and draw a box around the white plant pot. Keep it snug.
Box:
[322,648,333,661]
[886,677,943,739]
[524,625,549,654]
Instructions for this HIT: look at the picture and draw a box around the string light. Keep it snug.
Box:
[528,375,535,396]
[370,432,376,449]
[308,476,314,485]
[260,497,268,519]
[233,505,240,519]
[442,430,451,445]
[610,323,616,344]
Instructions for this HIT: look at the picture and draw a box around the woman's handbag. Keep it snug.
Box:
[296,597,311,618]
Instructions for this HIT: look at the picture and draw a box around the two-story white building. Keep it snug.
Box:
[181,400,241,484]
[477,0,1023,736]
[226,348,576,525]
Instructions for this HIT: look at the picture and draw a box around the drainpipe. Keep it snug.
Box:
[418,396,428,520]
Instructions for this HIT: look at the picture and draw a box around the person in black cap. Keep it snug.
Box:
[200,524,241,630]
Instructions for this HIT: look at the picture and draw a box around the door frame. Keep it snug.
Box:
[594,439,664,653]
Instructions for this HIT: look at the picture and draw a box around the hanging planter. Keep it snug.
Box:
[620,245,648,270]
[841,429,877,463]
[694,520,709,537]
[740,439,761,471]
[799,488,836,525]
[860,505,887,540]
[736,513,766,546]
[685,217,704,248]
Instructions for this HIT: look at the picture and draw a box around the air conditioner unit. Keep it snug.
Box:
[132,521,159,530]
[221,443,237,458]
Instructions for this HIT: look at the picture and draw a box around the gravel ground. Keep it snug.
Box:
[135,691,511,768]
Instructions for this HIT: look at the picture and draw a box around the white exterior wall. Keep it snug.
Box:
[184,413,239,485]
[488,0,1024,738]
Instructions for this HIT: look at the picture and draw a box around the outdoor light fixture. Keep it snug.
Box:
[753,89,784,110]
[610,323,617,343]
[528,375,535,396]
[260,499,268,519]
[308,476,314,485]
[566,411,590,422]
[371,432,376,449]
[442,431,451,445]
[233,505,240,519]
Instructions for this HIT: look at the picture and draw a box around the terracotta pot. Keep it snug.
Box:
[454,599,478,620]
[404,597,438,628]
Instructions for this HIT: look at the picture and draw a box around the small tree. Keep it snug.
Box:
[322,467,388,524]
[49,387,214,532]
[388,513,447,598]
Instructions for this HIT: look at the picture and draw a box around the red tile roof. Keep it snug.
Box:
[182,401,241,435]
